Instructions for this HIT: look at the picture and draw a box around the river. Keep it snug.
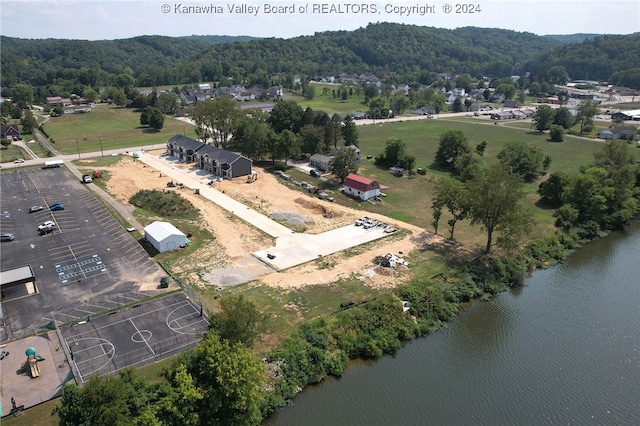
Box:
[265,225,640,425]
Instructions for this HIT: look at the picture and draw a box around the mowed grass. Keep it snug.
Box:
[284,82,369,115]
[40,105,197,155]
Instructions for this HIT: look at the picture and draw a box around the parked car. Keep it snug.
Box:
[82,175,92,183]
[14,159,25,163]
[38,220,56,231]
[28,205,44,213]
[39,226,55,235]
[310,169,321,178]
[1,233,15,242]
[50,204,64,211]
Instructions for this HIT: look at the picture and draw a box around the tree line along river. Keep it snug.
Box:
[265,224,640,425]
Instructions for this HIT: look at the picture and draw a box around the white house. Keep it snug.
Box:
[143,221,187,253]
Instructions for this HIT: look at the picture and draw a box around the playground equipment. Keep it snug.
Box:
[25,347,45,378]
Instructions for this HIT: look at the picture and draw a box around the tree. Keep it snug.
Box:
[432,177,469,240]
[368,96,389,119]
[547,65,569,85]
[553,107,573,129]
[268,100,303,134]
[299,124,324,156]
[475,140,488,156]
[341,115,358,147]
[532,104,555,132]
[497,142,546,182]
[147,107,164,130]
[538,172,570,207]
[210,295,269,348]
[575,101,598,135]
[1,138,12,148]
[464,98,473,112]
[82,88,98,103]
[435,130,470,172]
[375,137,406,168]
[53,368,153,426]
[329,113,343,148]
[466,165,533,254]
[451,97,463,113]
[181,331,267,426]
[154,363,202,425]
[10,83,35,104]
[20,109,37,134]
[140,107,150,126]
[495,83,516,100]
[328,147,359,183]
[549,125,564,142]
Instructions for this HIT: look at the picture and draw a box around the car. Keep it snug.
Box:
[38,220,56,231]
[39,226,54,235]
[310,169,321,178]
[49,204,64,211]
[28,205,44,213]
[82,175,92,183]
[0,350,9,359]
[1,233,15,242]
[14,159,25,163]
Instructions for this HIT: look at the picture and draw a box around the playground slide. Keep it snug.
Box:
[30,363,40,378]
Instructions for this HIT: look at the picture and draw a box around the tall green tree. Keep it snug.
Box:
[497,142,548,182]
[20,109,37,134]
[329,113,343,148]
[375,137,406,168]
[341,115,358,147]
[466,165,533,254]
[210,295,269,348]
[181,331,267,426]
[575,100,598,135]
[328,147,359,183]
[538,172,570,207]
[431,177,469,240]
[147,107,164,130]
[435,130,470,172]
[553,107,573,129]
[268,100,303,134]
[532,104,555,132]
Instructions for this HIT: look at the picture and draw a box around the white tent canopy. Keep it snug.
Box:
[143,221,186,253]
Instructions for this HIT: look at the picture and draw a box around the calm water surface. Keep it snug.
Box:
[266,226,640,425]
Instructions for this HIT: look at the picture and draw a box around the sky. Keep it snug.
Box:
[0,0,638,40]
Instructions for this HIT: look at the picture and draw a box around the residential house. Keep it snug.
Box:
[268,86,283,101]
[504,100,521,108]
[490,93,506,103]
[196,144,252,179]
[46,96,63,105]
[346,145,361,162]
[166,134,205,163]
[511,110,527,120]
[470,102,490,112]
[235,90,255,102]
[309,154,333,171]
[598,129,614,140]
[600,124,638,140]
[1,124,20,140]
[343,173,381,201]
[412,105,436,115]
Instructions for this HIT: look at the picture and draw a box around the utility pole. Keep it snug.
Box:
[75,138,80,160]
[99,135,104,157]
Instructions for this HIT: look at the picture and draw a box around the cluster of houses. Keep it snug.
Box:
[177,85,283,107]
[45,96,95,114]
[165,135,385,201]
[309,145,361,171]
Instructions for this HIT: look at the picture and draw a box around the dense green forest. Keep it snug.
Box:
[2,24,639,98]
[544,33,600,44]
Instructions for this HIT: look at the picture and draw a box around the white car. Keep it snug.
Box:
[14,159,25,163]
[37,220,56,231]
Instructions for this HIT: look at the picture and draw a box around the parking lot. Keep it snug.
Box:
[0,167,166,340]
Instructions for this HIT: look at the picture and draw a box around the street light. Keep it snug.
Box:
[99,135,104,157]
[75,137,81,160]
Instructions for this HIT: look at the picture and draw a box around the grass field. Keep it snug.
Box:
[284,82,369,115]
[40,105,197,155]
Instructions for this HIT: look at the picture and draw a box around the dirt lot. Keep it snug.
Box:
[95,152,442,289]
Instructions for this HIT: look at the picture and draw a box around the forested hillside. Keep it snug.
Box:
[1,24,638,92]
[524,33,640,83]
[544,33,600,44]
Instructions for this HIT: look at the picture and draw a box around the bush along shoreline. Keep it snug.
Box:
[258,229,598,418]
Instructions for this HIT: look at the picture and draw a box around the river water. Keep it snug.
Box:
[266,226,639,425]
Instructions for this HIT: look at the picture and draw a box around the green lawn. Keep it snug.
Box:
[284,82,369,115]
[40,105,197,155]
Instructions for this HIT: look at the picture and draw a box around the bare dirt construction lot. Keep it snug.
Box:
[95,153,441,290]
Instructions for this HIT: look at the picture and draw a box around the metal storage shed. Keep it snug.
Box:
[143,221,187,253]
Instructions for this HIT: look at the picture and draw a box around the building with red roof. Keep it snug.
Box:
[343,173,381,201]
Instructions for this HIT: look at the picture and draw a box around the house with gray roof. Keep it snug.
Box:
[167,134,205,162]
[195,144,252,179]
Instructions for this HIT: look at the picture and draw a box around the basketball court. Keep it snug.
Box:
[59,293,209,383]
